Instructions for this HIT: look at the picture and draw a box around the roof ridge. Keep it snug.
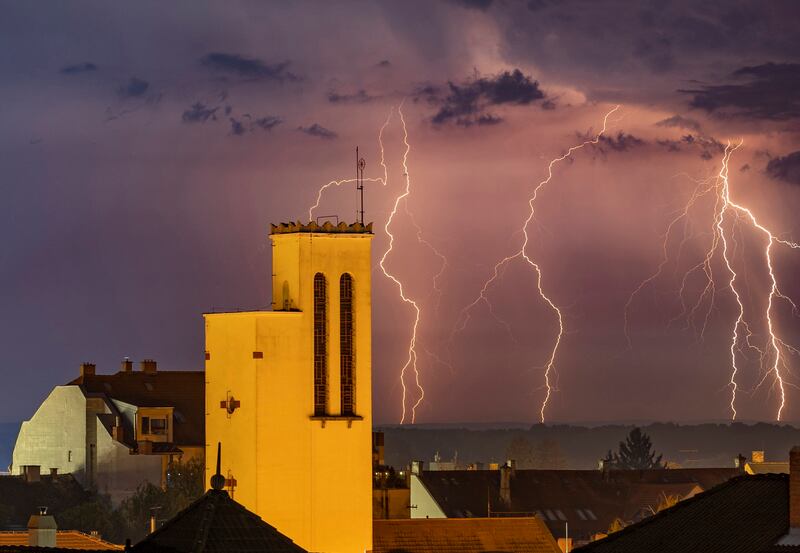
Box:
[574,473,787,550]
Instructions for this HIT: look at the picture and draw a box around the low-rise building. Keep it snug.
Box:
[11,360,203,504]
[410,464,740,546]
[573,447,800,552]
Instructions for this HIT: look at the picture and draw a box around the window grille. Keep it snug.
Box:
[340,273,355,415]
[313,273,328,415]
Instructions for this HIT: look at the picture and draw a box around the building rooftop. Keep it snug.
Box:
[416,467,740,539]
[0,531,122,550]
[270,221,372,234]
[131,462,307,553]
[573,473,788,553]
[373,518,561,553]
[69,368,204,447]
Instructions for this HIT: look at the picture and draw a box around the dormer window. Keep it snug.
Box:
[137,407,173,442]
[142,416,168,435]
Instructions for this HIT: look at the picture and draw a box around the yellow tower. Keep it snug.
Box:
[204,221,373,553]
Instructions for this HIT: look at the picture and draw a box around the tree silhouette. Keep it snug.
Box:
[603,427,665,470]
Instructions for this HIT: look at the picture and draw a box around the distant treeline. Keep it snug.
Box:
[376,422,800,469]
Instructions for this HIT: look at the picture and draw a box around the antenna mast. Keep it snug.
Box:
[356,146,366,224]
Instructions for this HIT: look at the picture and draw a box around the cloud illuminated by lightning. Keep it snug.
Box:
[452,105,621,423]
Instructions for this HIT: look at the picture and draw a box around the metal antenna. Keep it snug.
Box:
[356,146,366,224]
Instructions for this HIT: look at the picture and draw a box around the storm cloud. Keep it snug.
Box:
[297,123,337,139]
[766,151,800,185]
[429,69,545,127]
[60,62,97,74]
[681,63,800,120]
[200,52,299,82]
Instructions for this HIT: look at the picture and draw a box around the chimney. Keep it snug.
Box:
[28,507,57,547]
[790,447,800,531]
[752,450,765,463]
[49,468,58,477]
[735,453,747,471]
[80,362,96,377]
[499,462,513,507]
[112,416,124,442]
[140,359,157,374]
[121,358,133,373]
[22,465,41,483]
[411,460,424,476]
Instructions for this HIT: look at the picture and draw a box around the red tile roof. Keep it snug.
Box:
[0,531,122,550]
[373,518,561,553]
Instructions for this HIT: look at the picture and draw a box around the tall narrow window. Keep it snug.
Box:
[313,273,328,415]
[340,273,356,415]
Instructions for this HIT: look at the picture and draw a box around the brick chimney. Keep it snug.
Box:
[112,416,124,442]
[121,358,133,373]
[140,359,157,374]
[790,446,800,530]
[80,362,95,377]
[499,461,514,507]
[28,507,57,547]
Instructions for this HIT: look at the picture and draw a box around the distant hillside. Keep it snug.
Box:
[0,422,19,472]
[376,422,800,469]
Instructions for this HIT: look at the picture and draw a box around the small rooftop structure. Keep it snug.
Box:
[270,221,373,234]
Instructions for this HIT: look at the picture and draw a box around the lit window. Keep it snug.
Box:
[313,273,328,416]
[150,418,167,435]
[339,273,356,415]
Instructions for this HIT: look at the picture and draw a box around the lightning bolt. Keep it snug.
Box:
[453,105,621,423]
[626,141,799,421]
[308,104,446,424]
[308,110,393,221]
[379,102,449,424]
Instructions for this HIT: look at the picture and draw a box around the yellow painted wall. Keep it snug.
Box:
[205,230,373,553]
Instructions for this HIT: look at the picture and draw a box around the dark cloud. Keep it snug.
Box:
[229,114,283,136]
[327,89,378,104]
[229,118,246,136]
[60,62,97,75]
[200,52,299,82]
[541,99,556,111]
[456,114,503,127]
[428,69,545,127]
[297,123,337,140]
[594,132,646,153]
[680,63,800,120]
[656,134,725,159]
[252,116,282,131]
[449,0,494,10]
[118,77,149,98]
[766,151,800,185]
[181,102,219,123]
[377,60,391,68]
[655,115,701,132]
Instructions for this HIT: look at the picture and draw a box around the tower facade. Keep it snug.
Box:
[204,221,373,553]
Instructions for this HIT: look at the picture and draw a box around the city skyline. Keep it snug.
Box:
[2,1,800,424]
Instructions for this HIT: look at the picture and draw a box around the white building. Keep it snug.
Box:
[12,360,203,504]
